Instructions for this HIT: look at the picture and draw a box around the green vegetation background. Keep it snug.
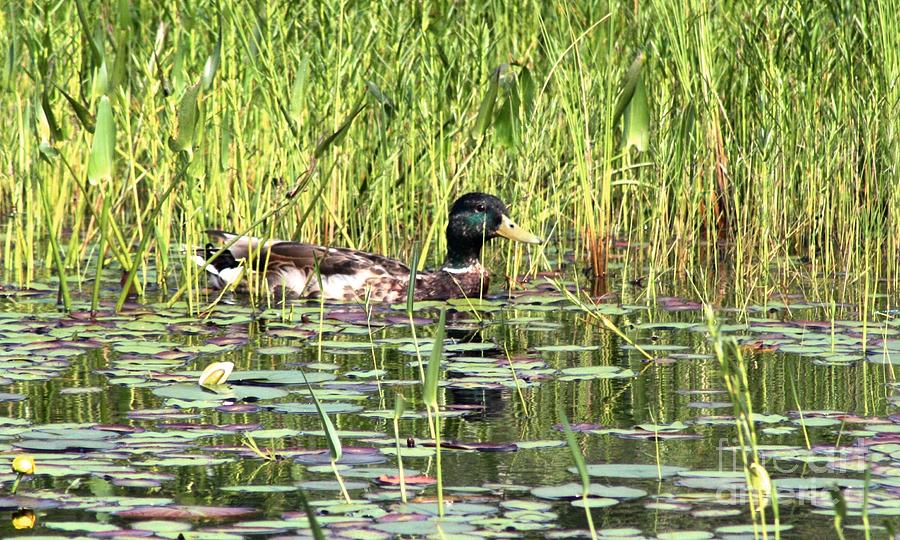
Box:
[1,1,898,303]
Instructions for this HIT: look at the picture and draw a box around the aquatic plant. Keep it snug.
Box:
[2,2,897,307]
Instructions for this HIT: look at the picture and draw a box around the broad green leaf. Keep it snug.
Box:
[474,64,506,136]
[290,56,310,118]
[623,74,650,151]
[34,93,53,144]
[87,96,116,185]
[169,80,202,154]
[612,51,646,124]
[494,65,533,148]
[92,60,109,99]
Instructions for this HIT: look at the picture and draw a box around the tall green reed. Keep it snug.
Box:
[1,1,897,307]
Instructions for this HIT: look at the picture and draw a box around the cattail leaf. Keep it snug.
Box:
[314,97,366,158]
[54,84,95,133]
[169,80,202,154]
[622,74,650,152]
[474,64,506,136]
[303,370,342,462]
[423,308,446,408]
[612,51,646,124]
[87,96,116,185]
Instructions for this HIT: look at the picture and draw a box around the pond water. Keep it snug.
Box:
[0,260,896,539]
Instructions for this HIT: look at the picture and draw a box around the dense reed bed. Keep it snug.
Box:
[1,1,897,309]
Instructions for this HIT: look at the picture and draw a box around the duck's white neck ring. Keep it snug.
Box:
[441,264,482,274]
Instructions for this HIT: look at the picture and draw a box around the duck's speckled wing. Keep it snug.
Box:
[205,230,412,301]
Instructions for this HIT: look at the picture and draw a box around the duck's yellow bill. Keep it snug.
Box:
[497,215,542,244]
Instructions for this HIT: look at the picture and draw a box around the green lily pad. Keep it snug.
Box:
[152,383,287,402]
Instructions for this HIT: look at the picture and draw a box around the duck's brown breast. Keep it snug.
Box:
[414,267,490,301]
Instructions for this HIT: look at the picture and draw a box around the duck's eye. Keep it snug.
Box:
[476,204,486,212]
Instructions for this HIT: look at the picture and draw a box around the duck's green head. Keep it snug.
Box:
[444,192,541,269]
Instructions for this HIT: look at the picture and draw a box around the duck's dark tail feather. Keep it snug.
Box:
[193,232,245,289]
[200,243,239,272]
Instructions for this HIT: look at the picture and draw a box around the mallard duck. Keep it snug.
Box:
[193,192,541,302]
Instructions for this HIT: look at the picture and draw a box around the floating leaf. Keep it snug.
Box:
[575,464,688,479]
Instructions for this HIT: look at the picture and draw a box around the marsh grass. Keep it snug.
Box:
[1,1,898,308]
[706,305,780,539]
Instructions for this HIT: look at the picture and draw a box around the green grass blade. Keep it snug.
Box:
[110,0,130,90]
[423,308,446,408]
[53,84,95,132]
[115,178,182,311]
[73,0,102,67]
[559,409,596,539]
[302,369,342,462]
[314,97,366,158]
[406,245,419,313]
[39,181,71,311]
[559,410,589,491]
[90,192,110,313]
[295,487,325,540]
[366,81,396,117]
